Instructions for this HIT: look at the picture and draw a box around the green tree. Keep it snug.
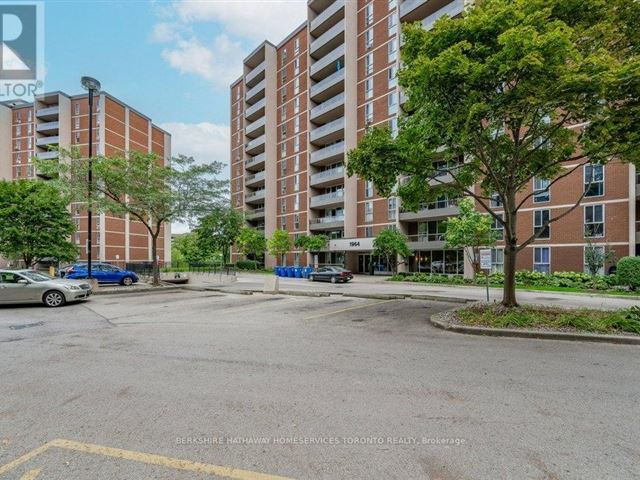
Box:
[444,198,497,275]
[347,0,640,306]
[295,234,328,267]
[0,180,77,267]
[372,228,412,274]
[39,151,227,285]
[236,227,267,262]
[172,233,214,265]
[268,229,291,265]
[195,206,243,266]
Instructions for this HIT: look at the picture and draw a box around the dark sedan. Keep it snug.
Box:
[308,266,353,284]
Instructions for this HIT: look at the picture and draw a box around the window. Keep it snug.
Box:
[294,252,300,266]
[294,194,300,211]
[294,214,300,230]
[14,139,19,150]
[294,38,300,54]
[388,0,397,10]
[27,137,32,149]
[387,13,398,36]
[365,3,373,25]
[27,123,32,135]
[365,78,373,100]
[281,70,287,84]
[294,97,300,114]
[281,105,287,121]
[533,247,550,274]
[388,39,398,63]
[294,116,300,133]
[281,124,287,140]
[294,174,300,191]
[293,135,300,152]
[365,180,373,198]
[294,58,300,75]
[281,142,287,158]
[365,226,373,237]
[389,118,398,138]
[294,77,300,95]
[15,125,21,136]
[533,177,550,203]
[365,53,373,75]
[534,209,550,239]
[584,246,605,275]
[281,217,287,229]
[388,93,398,115]
[388,198,396,220]
[281,199,287,214]
[584,164,604,197]
[281,179,287,195]
[491,214,504,240]
[27,110,32,122]
[365,29,373,50]
[74,103,80,115]
[364,103,373,124]
[490,192,503,208]
[388,66,397,89]
[281,159,287,176]
[491,248,504,273]
[584,204,604,237]
[365,201,373,222]
[75,132,80,143]
[294,155,300,172]
[281,49,287,67]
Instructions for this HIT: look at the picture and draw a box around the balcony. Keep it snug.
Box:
[309,215,345,231]
[245,61,266,88]
[310,141,345,166]
[406,234,446,251]
[422,0,465,30]
[245,134,266,155]
[36,151,59,160]
[310,92,345,124]
[310,44,345,81]
[245,170,266,187]
[245,152,266,171]
[245,189,266,204]
[310,116,344,145]
[399,201,460,221]
[36,136,60,147]
[310,190,344,209]
[35,105,59,121]
[310,166,344,188]
[400,0,455,22]
[36,121,59,134]
[245,207,265,221]
[310,19,345,59]
[245,98,266,122]
[310,68,345,103]
[309,0,345,36]
[245,79,266,105]
[245,116,266,139]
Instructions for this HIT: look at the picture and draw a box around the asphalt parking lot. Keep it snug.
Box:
[0,291,638,479]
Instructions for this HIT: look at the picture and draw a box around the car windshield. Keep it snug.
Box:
[20,271,53,282]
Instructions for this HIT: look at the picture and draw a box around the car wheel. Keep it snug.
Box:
[308,275,314,282]
[43,290,66,308]
[330,276,337,284]
[121,276,134,286]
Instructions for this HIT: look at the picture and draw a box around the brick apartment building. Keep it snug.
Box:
[230,0,637,275]
[0,91,172,266]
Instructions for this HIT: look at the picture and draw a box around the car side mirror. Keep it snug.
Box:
[17,279,29,285]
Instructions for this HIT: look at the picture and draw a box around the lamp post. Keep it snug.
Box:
[81,76,101,280]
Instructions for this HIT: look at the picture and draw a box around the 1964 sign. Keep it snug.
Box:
[329,238,375,251]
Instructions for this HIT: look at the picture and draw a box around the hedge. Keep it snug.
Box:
[616,257,640,289]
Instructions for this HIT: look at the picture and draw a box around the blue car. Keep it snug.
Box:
[62,263,139,286]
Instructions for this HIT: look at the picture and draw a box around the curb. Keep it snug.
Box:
[410,294,472,304]
[93,285,186,296]
[429,311,640,346]
[343,293,406,300]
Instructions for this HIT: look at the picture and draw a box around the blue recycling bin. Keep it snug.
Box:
[302,267,313,279]
[294,267,302,278]
[287,266,295,277]
[276,266,282,276]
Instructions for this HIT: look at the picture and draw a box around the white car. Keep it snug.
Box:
[0,270,92,307]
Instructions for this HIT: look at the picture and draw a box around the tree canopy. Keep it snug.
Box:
[372,228,412,274]
[268,229,290,265]
[236,226,267,262]
[348,0,640,306]
[195,206,243,265]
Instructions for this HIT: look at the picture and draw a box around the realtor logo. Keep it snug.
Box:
[0,1,42,98]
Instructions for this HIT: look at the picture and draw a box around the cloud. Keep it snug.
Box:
[159,121,230,177]
[173,0,308,43]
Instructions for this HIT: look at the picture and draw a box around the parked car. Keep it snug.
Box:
[308,266,354,284]
[0,269,92,307]
[61,263,139,286]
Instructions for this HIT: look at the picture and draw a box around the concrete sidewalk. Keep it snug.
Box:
[233,273,640,310]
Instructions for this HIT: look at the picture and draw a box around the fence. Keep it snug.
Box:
[125,261,236,277]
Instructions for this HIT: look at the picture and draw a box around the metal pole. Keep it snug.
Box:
[486,271,490,302]
[87,88,93,279]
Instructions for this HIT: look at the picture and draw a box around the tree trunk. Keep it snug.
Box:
[503,243,518,307]
[151,234,160,286]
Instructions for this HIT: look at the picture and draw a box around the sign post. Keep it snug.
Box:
[479,249,492,302]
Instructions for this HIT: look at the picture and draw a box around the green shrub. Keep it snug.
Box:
[236,260,259,270]
[616,257,640,289]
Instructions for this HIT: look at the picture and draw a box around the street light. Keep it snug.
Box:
[81,76,101,280]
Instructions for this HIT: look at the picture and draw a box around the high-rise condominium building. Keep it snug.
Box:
[0,91,172,266]
[230,0,637,276]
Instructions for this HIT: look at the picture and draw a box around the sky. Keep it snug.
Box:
[30,0,308,232]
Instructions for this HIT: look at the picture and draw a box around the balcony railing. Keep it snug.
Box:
[310,44,345,79]
[310,166,344,186]
[310,19,345,58]
[399,198,460,221]
[310,190,344,208]
[245,98,266,120]
[36,136,60,146]
[245,134,266,153]
[310,92,345,121]
[310,117,344,143]
[245,116,266,137]
[245,153,266,170]
[245,170,266,185]
[35,105,59,119]
[310,0,345,35]
[310,141,345,165]
[245,61,266,87]
[310,215,344,225]
[310,68,345,101]
[36,151,59,160]
[245,79,266,104]
[423,0,465,30]
[245,189,266,202]
[245,207,265,220]
[36,121,59,133]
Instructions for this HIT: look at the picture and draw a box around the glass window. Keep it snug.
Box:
[281,199,287,214]
[388,93,398,115]
[365,78,373,99]
[533,247,550,273]
[491,214,504,240]
[388,198,396,220]
[491,248,504,273]
[389,118,398,138]
[364,103,373,124]
[365,53,373,75]
[365,3,373,25]
[365,180,373,198]
[387,13,398,36]
[388,66,397,89]
[281,158,287,176]
[294,194,300,211]
[534,209,550,239]
[365,201,373,222]
[584,164,604,197]
[388,39,398,62]
[294,97,300,113]
[365,226,373,238]
[365,29,373,50]
[294,38,300,54]
[584,204,604,237]
[294,77,300,95]
[294,214,300,230]
[294,155,300,172]
[388,0,397,10]
[533,177,550,203]
[489,192,502,208]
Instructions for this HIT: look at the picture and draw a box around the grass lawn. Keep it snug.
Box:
[455,304,640,335]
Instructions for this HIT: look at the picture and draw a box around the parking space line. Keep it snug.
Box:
[19,468,41,480]
[0,442,53,476]
[302,299,397,320]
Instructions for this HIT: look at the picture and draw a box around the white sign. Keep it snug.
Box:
[479,249,492,270]
[329,237,375,252]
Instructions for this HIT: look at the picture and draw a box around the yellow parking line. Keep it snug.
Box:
[19,468,41,480]
[0,442,53,476]
[48,439,294,480]
[303,299,397,320]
